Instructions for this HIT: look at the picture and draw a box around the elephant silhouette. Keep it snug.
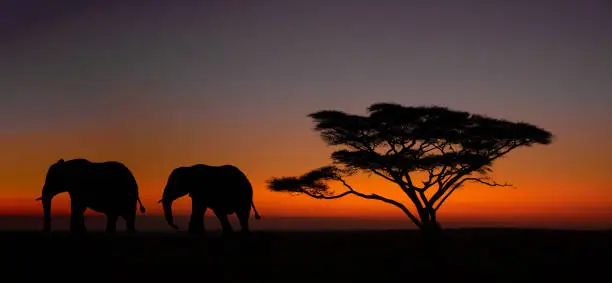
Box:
[36,158,146,233]
[158,164,261,234]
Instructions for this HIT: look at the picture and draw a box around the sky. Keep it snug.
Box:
[0,0,611,230]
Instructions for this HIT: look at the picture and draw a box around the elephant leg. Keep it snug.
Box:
[70,201,87,234]
[124,214,136,233]
[188,200,206,234]
[213,210,233,235]
[105,214,118,233]
[236,209,250,235]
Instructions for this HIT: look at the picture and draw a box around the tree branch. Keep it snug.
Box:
[433,177,512,211]
[401,171,421,190]
[429,168,470,206]
[463,177,513,188]
[395,179,427,214]
[430,141,520,206]
[370,168,397,183]
[488,142,520,162]
[335,177,423,228]
[301,190,353,200]
[418,190,431,209]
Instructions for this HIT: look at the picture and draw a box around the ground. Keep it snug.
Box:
[1,229,610,282]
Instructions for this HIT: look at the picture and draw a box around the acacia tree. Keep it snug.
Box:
[267,103,553,240]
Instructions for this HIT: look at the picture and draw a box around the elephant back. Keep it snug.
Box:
[67,160,137,196]
[191,164,253,211]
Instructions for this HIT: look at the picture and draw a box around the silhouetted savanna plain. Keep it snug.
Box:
[1,229,610,281]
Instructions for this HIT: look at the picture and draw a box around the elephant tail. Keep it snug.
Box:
[251,201,261,220]
[137,197,146,214]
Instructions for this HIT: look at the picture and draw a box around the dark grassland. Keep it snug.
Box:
[1,229,610,282]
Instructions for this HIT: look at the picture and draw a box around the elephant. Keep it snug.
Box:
[36,158,146,233]
[158,164,261,235]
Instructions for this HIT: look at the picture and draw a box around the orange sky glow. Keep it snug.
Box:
[1,121,611,229]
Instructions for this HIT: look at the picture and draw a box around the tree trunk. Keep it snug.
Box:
[419,210,446,267]
[421,221,440,251]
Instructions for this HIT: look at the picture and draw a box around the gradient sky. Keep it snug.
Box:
[1,0,611,229]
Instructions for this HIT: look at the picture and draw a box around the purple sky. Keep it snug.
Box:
[2,0,610,132]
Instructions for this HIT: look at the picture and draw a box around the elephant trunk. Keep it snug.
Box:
[41,196,52,232]
[162,200,179,230]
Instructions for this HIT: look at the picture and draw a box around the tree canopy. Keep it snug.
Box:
[268,103,553,234]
